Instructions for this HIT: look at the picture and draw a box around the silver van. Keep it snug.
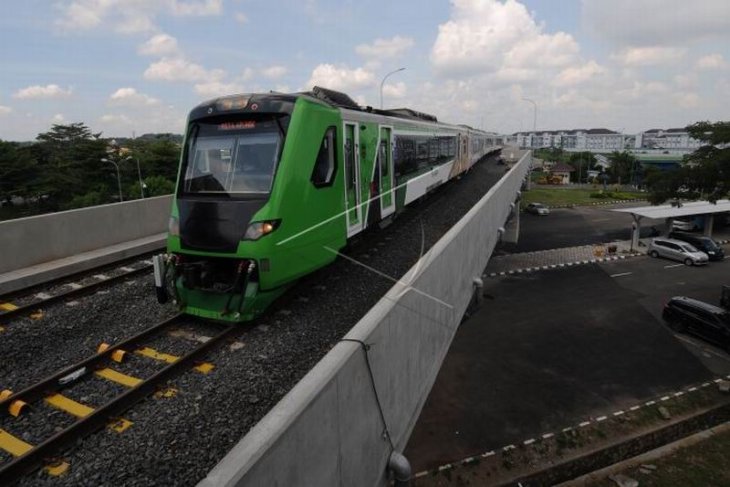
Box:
[647,237,709,266]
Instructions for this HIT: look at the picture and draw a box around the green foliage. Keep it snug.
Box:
[607,150,639,184]
[0,123,181,220]
[647,121,730,204]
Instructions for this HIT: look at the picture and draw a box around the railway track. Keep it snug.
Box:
[0,257,155,324]
[0,314,236,483]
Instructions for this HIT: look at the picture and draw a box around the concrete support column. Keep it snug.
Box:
[664,218,673,235]
[631,216,641,251]
[704,215,714,237]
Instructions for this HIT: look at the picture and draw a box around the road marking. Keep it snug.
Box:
[613,410,625,416]
[579,421,591,428]
[610,272,632,278]
[542,433,554,440]
[645,400,656,406]
[524,438,535,445]
[664,264,684,269]
[482,450,495,458]
[675,335,730,361]
[629,405,641,411]
[596,416,607,422]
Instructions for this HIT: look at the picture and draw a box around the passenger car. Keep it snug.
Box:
[525,202,550,215]
[671,216,702,232]
[668,232,724,261]
[663,296,730,350]
[647,237,708,266]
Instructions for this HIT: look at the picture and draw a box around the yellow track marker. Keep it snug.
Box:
[45,394,94,418]
[0,302,18,311]
[97,343,127,363]
[154,388,178,399]
[45,461,70,477]
[136,347,179,364]
[194,363,215,374]
[0,325,5,333]
[29,310,44,320]
[95,368,142,388]
[109,418,133,433]
[0,428,33,456]
[0,389,12,401]
[9,400,28,417]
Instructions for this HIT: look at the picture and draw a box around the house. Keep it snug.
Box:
[549,163,575,185]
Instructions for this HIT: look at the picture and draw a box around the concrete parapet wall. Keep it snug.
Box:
[200,152,532,487]
[0,196,171,274]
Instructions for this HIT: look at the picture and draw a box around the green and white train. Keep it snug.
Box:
[153,87,501,322]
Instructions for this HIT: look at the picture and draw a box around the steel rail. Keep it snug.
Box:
[0,316,235,484]
[0,264,153,321]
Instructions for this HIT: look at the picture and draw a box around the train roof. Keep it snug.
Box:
[192,87,493,132]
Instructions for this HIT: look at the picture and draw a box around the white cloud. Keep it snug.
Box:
[612,47,686,66]
[261,65,288,79]
[431,0,579,75]
[382,81,407,98]
[51,114,65,123]
[171,0,222,16]
[553,61,605,86]
[696,53,727,70]
[306,64,375,92]
[356,36,414,59]
[100,113,133,124]
[144,57,223,82]
[56,0,223,34]
[194,81,246,98]
[0,105,12,115]
[583,0,730,46]
[109,87,160,106]
[674,92,701,109]
[235,12,248,24]
[138,34,179,57]
[674,73,698,89]
[13,84,73,99]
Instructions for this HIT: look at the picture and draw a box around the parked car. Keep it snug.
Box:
[671,216,703,232]
[668,232,724,261]
[647,237,708,266]
[525,202,550,215]
[663,296,730,351]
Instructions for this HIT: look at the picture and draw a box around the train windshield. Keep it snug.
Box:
[182,118,284,196]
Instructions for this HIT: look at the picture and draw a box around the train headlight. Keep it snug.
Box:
[168,216,180,236]
[243,220,281,241]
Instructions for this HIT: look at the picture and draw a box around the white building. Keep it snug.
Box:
[634,128,702,152]
[514,127,699,153]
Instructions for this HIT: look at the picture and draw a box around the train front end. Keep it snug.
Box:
[154,93,297,322]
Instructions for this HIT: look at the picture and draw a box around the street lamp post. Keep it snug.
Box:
[101,158,123,202]
[380,67,405,109]
[125,156,146,198]
[522,98,537,148]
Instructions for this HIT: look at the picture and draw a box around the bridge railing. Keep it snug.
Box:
[199,151,532,487]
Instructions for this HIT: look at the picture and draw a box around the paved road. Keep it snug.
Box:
[498,204,665,253]
[405,203,730,473]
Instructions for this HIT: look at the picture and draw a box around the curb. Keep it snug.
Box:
[412,375,730,482]
[521,199,647,212]
[486,252,642,278]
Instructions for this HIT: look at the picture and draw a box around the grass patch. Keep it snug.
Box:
[521,187,643,208]
[588,426,730,487]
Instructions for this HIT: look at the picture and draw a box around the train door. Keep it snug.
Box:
[379,126,395,217]
[344,122,361,236]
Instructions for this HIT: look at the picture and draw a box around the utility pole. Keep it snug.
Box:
[380,67,405,109]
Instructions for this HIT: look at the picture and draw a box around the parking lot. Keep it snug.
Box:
[405,204,730,473]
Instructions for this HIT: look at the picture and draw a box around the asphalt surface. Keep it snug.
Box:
[498,204,664,253]
[406,204,729,473]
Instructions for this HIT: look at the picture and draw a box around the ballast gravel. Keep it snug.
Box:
[10,156,507,486]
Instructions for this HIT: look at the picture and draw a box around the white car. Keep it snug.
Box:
[647,237,709,266]
[526,202,550,215]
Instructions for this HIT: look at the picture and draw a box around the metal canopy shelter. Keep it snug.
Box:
[613,199,730,249]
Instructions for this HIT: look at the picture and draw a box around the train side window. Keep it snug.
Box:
[311,127,337,187]
[379,140,388,177]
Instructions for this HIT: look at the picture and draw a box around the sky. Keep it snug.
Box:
[1,0,729,141]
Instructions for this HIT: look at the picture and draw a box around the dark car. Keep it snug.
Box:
[663,296,730,351]
[668,232,725,261]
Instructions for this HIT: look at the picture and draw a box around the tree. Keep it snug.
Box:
[607,151,638,185]
[0,140,37,203]
[33,123,108,209]
[568,151,596,183]
[647,121,730,204]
